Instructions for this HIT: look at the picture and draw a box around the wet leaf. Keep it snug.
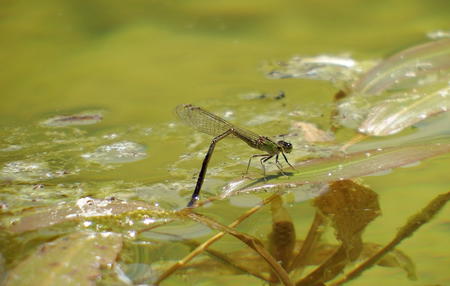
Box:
[351,39,450,96]
[4,231,122,286]
[347,111,450,152]
[335,39,450,134]
[3,197,166,233]
[359,85,450,136]
[223,141,450,197]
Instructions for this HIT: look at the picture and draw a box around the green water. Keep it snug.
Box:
[1,1,449,285]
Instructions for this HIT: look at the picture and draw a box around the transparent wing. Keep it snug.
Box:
[175,104,261,141]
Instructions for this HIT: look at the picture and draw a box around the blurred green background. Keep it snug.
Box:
[1,0,449,125]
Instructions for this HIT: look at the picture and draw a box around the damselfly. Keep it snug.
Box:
[176,104,294,207]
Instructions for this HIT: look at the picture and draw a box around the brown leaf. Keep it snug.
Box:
[293,122,334,143]
[40,112,103,127]
[268,195,296,270]
[296,180,380,286]
[314,180,380,259]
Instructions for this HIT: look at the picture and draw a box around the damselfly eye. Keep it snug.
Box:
[277,140,293,153]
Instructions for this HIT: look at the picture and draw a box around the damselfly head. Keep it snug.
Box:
[277,140,293,153]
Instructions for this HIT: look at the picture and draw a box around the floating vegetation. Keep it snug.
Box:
[0,160,52,182]
[40,112,103,127]
[357,86,449,135]
[81,141,147,164]
[264,54,375,85]
[265,39,450,137]
[3,232,123,286]
[335,39,450,135]
[239,91,286,101]
[3,197,169,234]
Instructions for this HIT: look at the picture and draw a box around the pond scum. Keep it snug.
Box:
[0,39,449,285]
